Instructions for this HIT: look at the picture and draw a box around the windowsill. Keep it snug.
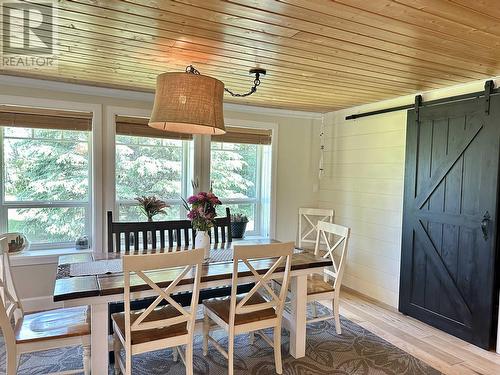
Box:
[9,247,93,267]
[8,236,269,267]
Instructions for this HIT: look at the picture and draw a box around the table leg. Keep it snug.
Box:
[289,274,307,358]
[91,303,109,374]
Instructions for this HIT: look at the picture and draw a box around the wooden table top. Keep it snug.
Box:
[53,239,331,302]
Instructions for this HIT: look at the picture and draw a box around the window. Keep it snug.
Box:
[0,108,92,248]
[210,126,272,236]
[114,116,193,221]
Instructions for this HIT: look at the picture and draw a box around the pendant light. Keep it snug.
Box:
[149,65,266,135]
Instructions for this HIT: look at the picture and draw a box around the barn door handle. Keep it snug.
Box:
[481,211,491,241]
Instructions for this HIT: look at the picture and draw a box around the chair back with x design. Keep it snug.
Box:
[229,242,294,325]
[122,248,204,349]
[314,221,350,292]
[298,207,334,248]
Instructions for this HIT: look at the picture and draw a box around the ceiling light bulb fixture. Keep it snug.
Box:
[149,65,266,135]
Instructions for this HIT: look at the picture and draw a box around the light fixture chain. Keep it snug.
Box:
[184,65,264,97]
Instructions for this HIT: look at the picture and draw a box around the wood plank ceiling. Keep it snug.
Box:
[2,0,500,112]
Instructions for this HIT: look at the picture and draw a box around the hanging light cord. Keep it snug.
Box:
[185,65,265,97]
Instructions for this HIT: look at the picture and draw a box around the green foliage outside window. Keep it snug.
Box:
[3,127,90,243]
[210,142,258,229]
[115,135,183,200]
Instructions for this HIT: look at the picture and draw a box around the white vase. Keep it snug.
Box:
[195,231,210,259]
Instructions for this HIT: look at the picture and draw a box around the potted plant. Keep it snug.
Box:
[231,214,249,239]
[182,191,221,259]
[135,195,169,222]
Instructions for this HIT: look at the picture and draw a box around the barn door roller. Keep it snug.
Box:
[414,95,423,123]
[484,80,494,115]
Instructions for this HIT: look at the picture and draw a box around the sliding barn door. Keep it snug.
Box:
[400,96,500,349]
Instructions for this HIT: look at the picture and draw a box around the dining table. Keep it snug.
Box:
[53,239,332,374]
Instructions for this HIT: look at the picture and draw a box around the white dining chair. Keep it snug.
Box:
[0,237,91,375]
[298,207,334,249]
[202,242,294,375]
[306,221,350,333]
[111,248,204,375]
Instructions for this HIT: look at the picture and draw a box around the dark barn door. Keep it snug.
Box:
[400,95,500,349]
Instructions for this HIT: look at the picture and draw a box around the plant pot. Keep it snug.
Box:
[231,222,248,239]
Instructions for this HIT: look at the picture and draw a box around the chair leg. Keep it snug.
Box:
[185,343,194,375]
[333,298,341,334]
[6,350,18,375]
[125,348,132,375]
[203,311,209,356]
[173,347,179,362]
[274,326,283,374]
[249,331,255,345]
[83,345,91,375]
[228,333,234,375]
[113,333,121,375]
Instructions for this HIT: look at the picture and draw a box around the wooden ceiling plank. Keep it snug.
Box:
[450,0,500,21]
[11,18,456,89]
[0,67,352,110]
[53,37,456,90]
[0,70,336,112]
[228,0,500,63]
[160,0,500,68]
[51,22,467,86]
[283,0,500,49]
[15,18,448,92]
[66,0,492,77]
[395,0,500,37]
[45,54,394,104]
[288,0,500,49]
[54,41,408,98]
[338,0,500,49]
[40,29,428,94]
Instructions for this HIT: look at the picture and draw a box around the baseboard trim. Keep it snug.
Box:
[21,295,63,312]
[341,285,399,313]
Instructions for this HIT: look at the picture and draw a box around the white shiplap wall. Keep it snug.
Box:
[318,76,500,308]
[319,109,407,307]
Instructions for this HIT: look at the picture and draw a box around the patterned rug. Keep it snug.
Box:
[0,304,440,374]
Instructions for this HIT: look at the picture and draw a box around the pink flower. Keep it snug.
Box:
[187,195,198,204]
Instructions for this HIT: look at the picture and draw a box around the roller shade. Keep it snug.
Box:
[0,105,92,131]
[115,116,193,140]
[211,126,272,145]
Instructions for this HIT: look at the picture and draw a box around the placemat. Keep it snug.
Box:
[69,259,123,277]
[206,247,304,263]
[205,247,233,263]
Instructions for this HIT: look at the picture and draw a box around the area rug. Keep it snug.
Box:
[0,304,440,374]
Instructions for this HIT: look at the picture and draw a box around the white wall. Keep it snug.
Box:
[320,77,500,307]
[0,76,321,309]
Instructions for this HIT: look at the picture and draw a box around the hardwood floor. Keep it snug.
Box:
[337,288,500,375]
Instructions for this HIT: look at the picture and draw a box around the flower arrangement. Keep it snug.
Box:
[182,191,222,231]
[135,195,169,222]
